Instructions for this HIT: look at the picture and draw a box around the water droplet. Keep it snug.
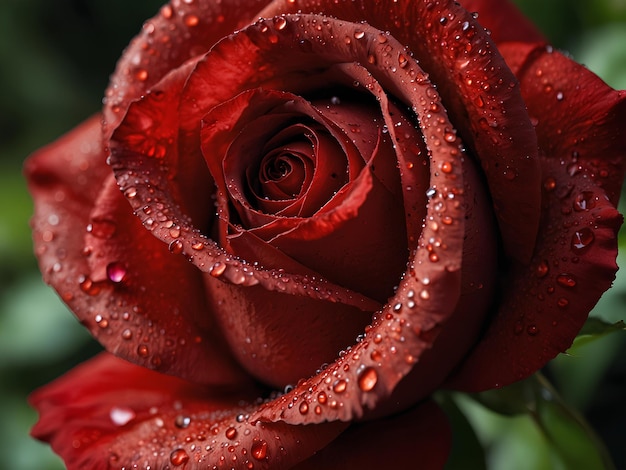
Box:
[169,239,184,254]
[441,161,453,173]
[274,16,287,30]
[87,218,117,239]
[175,415,191,428]
[251,439,268,460]
[398,53,408,68]
[556,273,576,288]
[543,177,556,192]
[106,262,127,283]
[161,5,173,18]
[124,187,137,198]
[135,69,149,81]
[573,191,596,211]
[332,379,347,394]
[298,401,309,414]
[210,262,226,277]
[121,328,132,340]
[536,260,549,278]
[110,406,135,426]
[526,324,539,336]
[95,314,108,329]
[184,14,199,27]
[357,367,378,392]
[571,228,594,253]
[557,297,569,308]
[170,449,189,467]
[137,344,149,357]
[354,30,365,39]
[225,426,237,440]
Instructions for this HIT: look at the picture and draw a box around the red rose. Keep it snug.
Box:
[26,0,625,468]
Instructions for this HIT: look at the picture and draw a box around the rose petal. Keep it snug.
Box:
[30,353,346,470]
[500,43,626,205]
[25,116,249,386]
[292,400,451,469]
[447,155,622,390]
[103,0,272,139]
[457,0,545,44]
[445,45,626,391]
[260,0,542,264]
[232,15,471,423]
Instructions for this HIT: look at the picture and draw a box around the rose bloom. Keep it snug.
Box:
[25,0,625,468]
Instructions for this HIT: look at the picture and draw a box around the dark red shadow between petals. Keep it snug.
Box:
[293,400,451,470]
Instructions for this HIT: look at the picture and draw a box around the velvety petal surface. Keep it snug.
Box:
[30,353,347,470]
[260,0,543,264]
[446,45,626,391]
[103,0,272,139]
[204,15,488,423]
[25,116,248,386]
[458,0,545,44]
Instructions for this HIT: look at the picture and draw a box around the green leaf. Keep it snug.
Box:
[437,393,487,470]
[467,374,616,470]
[569,319,626,352]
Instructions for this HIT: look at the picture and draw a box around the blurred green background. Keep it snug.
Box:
[0,1,624,469]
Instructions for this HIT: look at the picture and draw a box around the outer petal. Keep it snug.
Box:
[103,0,273,139]
[500,43,626,205]
[447,46,626,391]
[25,116,248,386]
[30,353,346,470]
[458,0,545,44]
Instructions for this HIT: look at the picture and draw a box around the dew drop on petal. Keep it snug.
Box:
[137,344,149,357]
[536,260,549,278]
[571,228,594,253]
[210,262,226,277]
[274,16,287,30]
[87,218,117,239]
[109,406,135,426]
[526,324,539,336]
[543,177,556,192]
[170,449,189,467]
[332,379,347,394]
[357,367,378,392]
[251,439,268,460]
[169,239,184,254]
[556,273,576,288]
[106,262,127,283]
[225,426,237,440]
[298,401,309,414]
[175,415,191,429]
[573,191,596,211]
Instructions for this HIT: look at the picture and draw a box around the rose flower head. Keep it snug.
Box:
[25,0,626,468]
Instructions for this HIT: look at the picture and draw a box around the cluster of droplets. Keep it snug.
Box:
[104,400,287,469]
